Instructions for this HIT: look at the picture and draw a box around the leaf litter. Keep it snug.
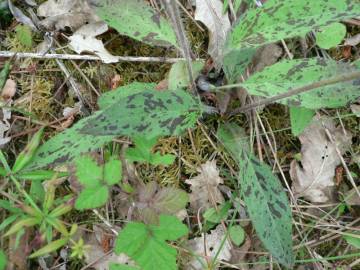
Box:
[290,115,352,203]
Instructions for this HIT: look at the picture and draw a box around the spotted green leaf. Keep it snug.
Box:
[25,83,201,170]
[217,123,293,267]
[80,90,202,137]
[316,22,346,49]
[125,136,175,165]
[114,215,188,270]
[290,107,315,136]
[224,0,360,81]
[241,58,360,109]
[92,0,177,47]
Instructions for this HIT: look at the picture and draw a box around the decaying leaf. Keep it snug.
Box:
[69,22,118,63]
[290,116,352,203]
[186,225,232,269]
[37,0,100,31]
[194,0,231,67]
[185,161,224,212]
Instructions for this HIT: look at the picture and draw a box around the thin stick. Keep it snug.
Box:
[0,50,195,63]
[222,70,360,115]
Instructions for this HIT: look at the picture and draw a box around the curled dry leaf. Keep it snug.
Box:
[37,0,100,31]
[290,116,352,203]
[186,225,232,270]
[185,160,224,212]
[194,0,231,67]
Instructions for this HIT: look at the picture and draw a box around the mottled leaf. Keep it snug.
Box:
[217,123,293,267]
[224,0,360,81]
[25,83,201,170]
[241,58,360,109]
[316,22,346,49]
[290,107,315,136]
[114,215,188,270]
[92,0,177,47]
[80,90,202,137]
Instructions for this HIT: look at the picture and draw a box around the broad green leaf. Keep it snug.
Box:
[125,136,175,165]
[344,234,360,249]
[75,156,102,188]
[12,128,44,173]
[316,22,346,49]
[224,0,360,80]
[104,156,122,185]
[0,62,10,90]
[217,124,293,267]
[290,107,315,136]
[110,264,139,270]
[114,215,188,270]
[227,0,360,51]
[0,250,6,270]
[80,90,202,137]
[93,0,177,47]
[228,225,245,246]
[26,83,201,170]
[15,24,32,48]
[241,58,360,109]
[75,185,109,210]
[203,201,231,224]
[29,237,69,258]
[168,60,204,90]
[98,83,156,110]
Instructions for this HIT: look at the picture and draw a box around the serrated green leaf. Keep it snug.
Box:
[104,156,122,185]
[217,124,293,267]
[29,237,69,258]
[168,60,204,90]
[316,22,346,49]
[75,185,109,210]
[75,156,102,188]
[125,136,175,166]
[344,234,360,249]
[228,225,245,246]
[114,215,188,270]
[241,58,360,109]
[26,83,201,170]
[0,250,6,270]
[290,107,315,136]
[15,24,32,48]
[224,0,360,80]
[93,0,177,47]
[81,90,202,137]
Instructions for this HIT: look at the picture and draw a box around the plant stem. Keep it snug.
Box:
[215,70,360,115]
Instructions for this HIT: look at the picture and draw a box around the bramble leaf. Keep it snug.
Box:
[241,58,360,109]
[92,0,177,47]
[114,215,188,270]
[218,123,293,267]
[75,186,109,210]
[125,136,175,165]
[75,156,102,188]
[104,156,122,185]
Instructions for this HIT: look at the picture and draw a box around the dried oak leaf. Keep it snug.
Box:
[290,116,352,203]
[186,225,232,270]
[185,160,224,212]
